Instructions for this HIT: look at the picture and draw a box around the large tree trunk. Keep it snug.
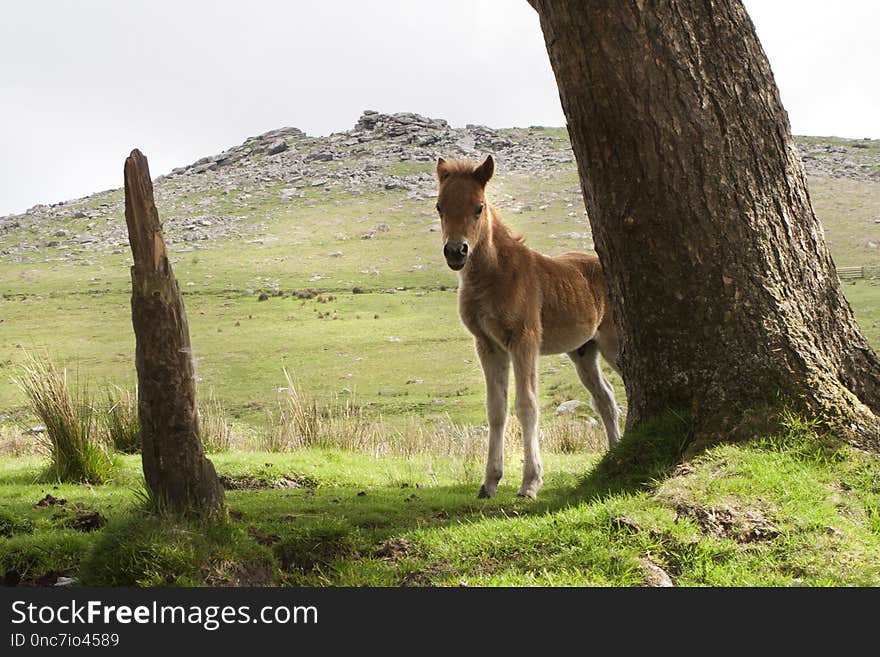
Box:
[124,149,225,511]
[528,0,880,452]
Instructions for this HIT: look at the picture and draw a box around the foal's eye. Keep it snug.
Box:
[475,204,484,216]
[435,202,441,214]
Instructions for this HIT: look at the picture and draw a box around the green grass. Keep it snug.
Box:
[839,281,880,348]
[1,419,878,586]
[808,177,880,268]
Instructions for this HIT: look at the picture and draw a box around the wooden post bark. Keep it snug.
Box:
[123,149,225,511]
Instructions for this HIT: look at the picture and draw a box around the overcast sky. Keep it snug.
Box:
[1,0,878,217]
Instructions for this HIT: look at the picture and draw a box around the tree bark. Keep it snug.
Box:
[528,0,880,451]
[123,149,225,511]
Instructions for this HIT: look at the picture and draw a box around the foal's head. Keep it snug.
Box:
[435,155,494,271]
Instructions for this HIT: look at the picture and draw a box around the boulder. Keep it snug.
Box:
[267,140,289,155]
[555,400,584,415]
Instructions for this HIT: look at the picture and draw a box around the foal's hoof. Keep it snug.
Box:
[517,480,542,500]
[477,484,495,499]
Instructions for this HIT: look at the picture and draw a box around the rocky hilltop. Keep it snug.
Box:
[160,109,572,195]
[1,110,878,265]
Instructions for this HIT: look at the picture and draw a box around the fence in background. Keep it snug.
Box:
[837,265,880,280]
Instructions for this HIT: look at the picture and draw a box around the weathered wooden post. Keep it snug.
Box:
[123,149,225,512]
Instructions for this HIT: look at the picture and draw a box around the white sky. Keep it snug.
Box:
[1,0,878,217]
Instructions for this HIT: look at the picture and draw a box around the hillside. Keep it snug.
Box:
[1,112,576,267]
[0,111,878,431]
[2,111,878,268]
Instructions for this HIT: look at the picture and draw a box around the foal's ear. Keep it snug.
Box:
[474,155,494,186]
[436,157,449,181]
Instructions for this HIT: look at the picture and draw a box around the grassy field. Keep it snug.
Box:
[1,166,877,431]
[1,416,878,586]
[1,139,879,586]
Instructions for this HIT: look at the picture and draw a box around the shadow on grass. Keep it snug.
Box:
[6,411,691,586]
[78,415,690,587]
[77,476,589,586]
[78,509,277,586]
[567,410,691,502]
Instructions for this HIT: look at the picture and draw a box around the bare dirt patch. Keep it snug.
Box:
[219,472,318,490]
[36,498,107,533]
[398,559,455,587]
[34,493,67,507]
[374,538,414,563]
[674,503,779,543]
[203,561,274,586]
[669,462,696,477]
[59,504,107,532]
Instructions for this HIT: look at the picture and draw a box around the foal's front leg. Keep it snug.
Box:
[512,341,542,499]
[475,337,510,499]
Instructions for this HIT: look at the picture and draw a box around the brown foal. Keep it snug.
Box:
[436,155,621,499]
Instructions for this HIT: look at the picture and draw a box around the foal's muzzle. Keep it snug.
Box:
[444,241,468,271]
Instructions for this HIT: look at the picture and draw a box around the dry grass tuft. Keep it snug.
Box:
[103,385,139,454]
[200,390,242,453]
[14,352,112,484]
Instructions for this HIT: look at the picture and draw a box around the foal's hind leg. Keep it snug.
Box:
[568,341,621,449]
[475,337,510,499]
